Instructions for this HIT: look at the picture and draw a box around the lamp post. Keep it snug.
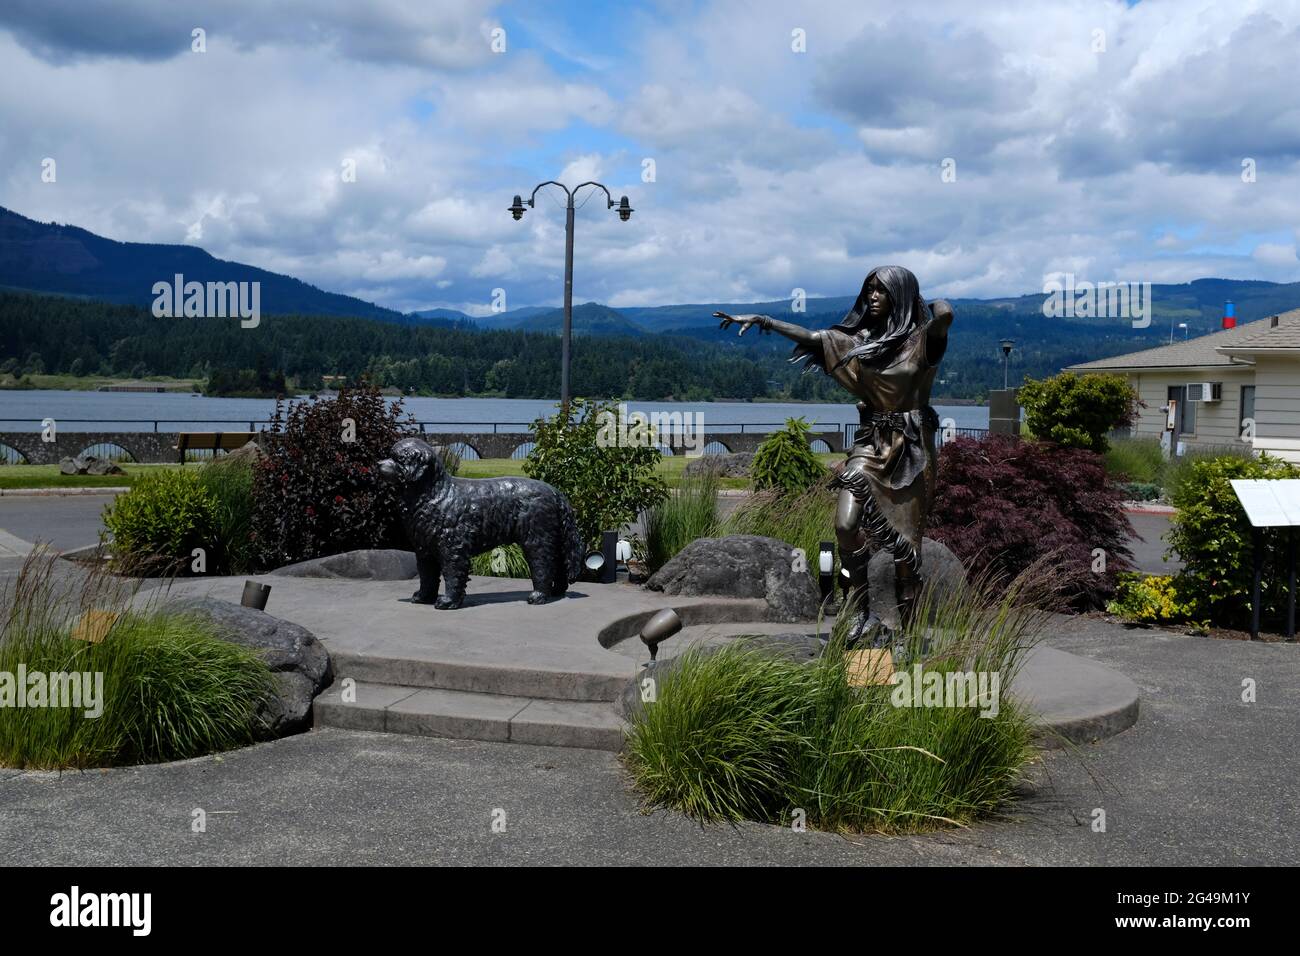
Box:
[1178,322,1189,340]
[509,182,634,417]
[999,339,1015,390]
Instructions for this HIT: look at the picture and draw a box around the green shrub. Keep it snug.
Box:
[624,572,1041,833]
[251,382,418,569]
[750,417,827,495]
[1105,437,1164,484]
[523,397,668,546]
[1018,372,1139,452]
[101,469,217,575]
[643,468,720,572]
[1106,572,1202,625]
[1118,481,1162,501]
[1166,453,1300,629]
[0,550,274,769]
[199,455,254,573]
[721,483,838,579]
[1163,444,1256,505]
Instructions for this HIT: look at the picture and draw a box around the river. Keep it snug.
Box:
[0,391,990,434]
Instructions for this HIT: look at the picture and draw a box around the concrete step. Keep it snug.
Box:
[327,649,633,703]
[313,680,627,752]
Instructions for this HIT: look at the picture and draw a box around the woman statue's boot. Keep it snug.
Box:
[893,558,921,632]
[837,545,872,647]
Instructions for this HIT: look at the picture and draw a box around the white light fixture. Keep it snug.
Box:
[616,539,632,563]
[818,541,835,602]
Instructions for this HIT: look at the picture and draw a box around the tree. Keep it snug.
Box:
[750,417,827,495]
[1018,371,1139,452]
[523,398,669,546]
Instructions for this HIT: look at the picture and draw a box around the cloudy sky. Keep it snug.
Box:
[2,0,1298,314]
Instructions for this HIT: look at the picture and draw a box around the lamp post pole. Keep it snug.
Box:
[999,339,1015,390]
[509,183,634,418]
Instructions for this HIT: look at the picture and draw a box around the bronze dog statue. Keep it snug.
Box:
[377,437,584,608]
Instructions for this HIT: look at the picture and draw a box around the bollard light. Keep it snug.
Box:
[818,541,835,602]
[616,539,633,563]
[241,580,271,611]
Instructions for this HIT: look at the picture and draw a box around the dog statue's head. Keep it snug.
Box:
[377,437,447,488]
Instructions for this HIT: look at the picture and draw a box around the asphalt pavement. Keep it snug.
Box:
[5,493,1291,866]
[1,613,1295,865]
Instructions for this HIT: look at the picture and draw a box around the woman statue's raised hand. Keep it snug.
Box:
[714,311,770,335]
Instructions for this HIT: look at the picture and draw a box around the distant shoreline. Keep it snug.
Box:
[0,375,990,405]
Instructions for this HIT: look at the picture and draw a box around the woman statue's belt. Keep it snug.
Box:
[855,406,940,432]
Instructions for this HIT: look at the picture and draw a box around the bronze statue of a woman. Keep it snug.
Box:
[716,265,953,646]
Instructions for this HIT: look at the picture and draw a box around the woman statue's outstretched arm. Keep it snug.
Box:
[714,311,821,350]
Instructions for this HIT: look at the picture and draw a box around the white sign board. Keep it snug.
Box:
[1230,479,1300,528]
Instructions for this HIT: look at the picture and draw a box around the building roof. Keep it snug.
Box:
[1066,308,1300,372]
[1217,309,1300,352]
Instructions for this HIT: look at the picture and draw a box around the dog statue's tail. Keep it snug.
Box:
[560,497,585,586]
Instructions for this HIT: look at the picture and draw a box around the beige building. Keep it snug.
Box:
[1067,308,1300,462]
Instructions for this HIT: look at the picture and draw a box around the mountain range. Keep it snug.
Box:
[5,203,1300,360]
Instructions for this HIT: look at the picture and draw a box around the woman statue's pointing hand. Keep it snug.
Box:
[714,311,770,335]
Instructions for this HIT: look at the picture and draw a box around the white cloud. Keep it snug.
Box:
[1,0,1298,317]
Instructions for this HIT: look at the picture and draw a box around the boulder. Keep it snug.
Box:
[644,534,821,623]
[169,596,333,738]
[59,455,124,476]
[684,451,755,479]
[222,441,263,466]
[272,548,418,580]
[867,537,967,629]
[85,457,125,476]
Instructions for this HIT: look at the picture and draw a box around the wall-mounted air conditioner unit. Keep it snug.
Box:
[1186,382,1222,402]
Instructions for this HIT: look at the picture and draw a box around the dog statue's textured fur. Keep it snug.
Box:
[378,437,585,608]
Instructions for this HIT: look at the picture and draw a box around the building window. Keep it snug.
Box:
[1167,385,1196,435]
[1240,385,1256,441]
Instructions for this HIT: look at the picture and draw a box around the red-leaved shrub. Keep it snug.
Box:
[928,433,1134,610]
[251,383,417,569]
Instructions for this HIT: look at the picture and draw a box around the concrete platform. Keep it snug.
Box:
[158,574,1139,752]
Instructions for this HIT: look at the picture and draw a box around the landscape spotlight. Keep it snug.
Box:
[818,541,835,603]
[508,195,527,221]
[639,607,682,663]
[583,550,606,578]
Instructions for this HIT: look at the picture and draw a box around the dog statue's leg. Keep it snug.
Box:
[412,552,441,604]
[522,542,556,605]
[435,546,468,609]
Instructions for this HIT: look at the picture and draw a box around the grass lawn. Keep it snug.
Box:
[458,453,842,490]
[2,453,846,491]
[0,373,200,392]
[0,463,184,489]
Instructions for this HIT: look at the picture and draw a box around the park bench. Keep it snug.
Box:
[174,432,258,464]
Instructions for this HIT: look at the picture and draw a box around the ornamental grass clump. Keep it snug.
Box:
[624,566,1047,833]
[0,548,274,769]
[720,482,838,580]
[642,467,720,573]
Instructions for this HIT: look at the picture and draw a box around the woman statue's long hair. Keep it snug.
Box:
[830,265,929,371]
